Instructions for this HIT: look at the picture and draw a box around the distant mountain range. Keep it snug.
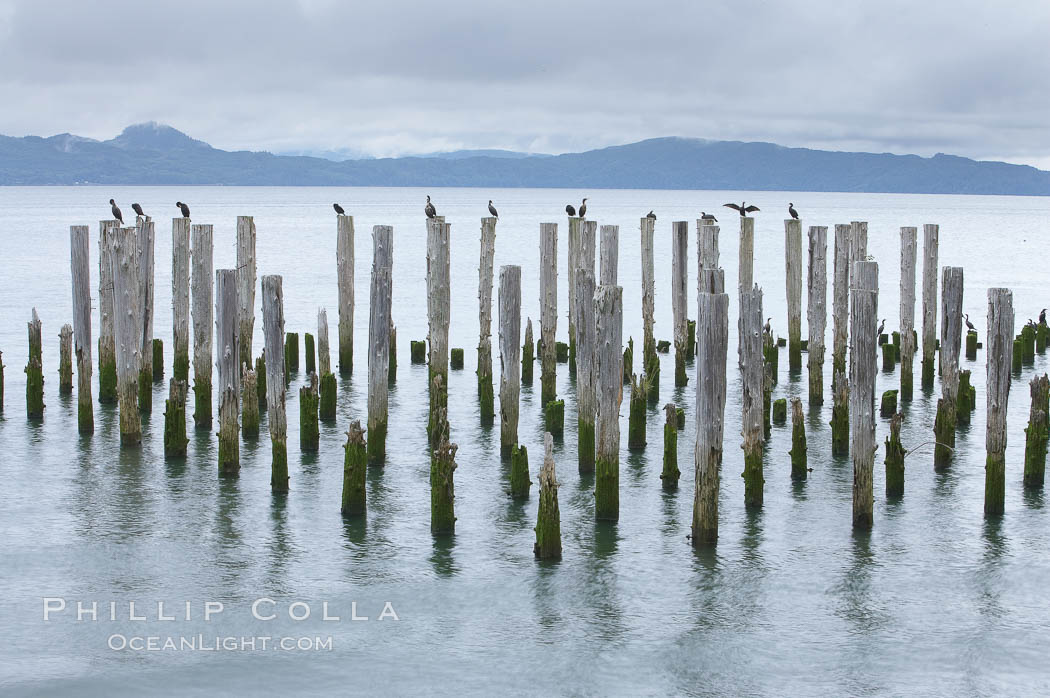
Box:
[1,122,1047,195]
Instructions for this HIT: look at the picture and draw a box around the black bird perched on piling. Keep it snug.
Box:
[565,204,576,216]
[425,195,437,219]
[700,211,717,222]
[1041,308,1047,325]
[109,199,123,224]
[964,314,976,332]
[724,202,760,217]
[132,203,145,218]
[579,198,588,218]
[333,203,345,215]
[488,200,499,218]
[176,201,190,218]
[788,203,799,220]
[764,317,772,336]
[646,211,656,220]
[878,318,886,336]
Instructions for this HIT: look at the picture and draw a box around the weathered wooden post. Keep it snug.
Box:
[790,398,807,480]
[111,227,142,443]
[699,222,720,271]
[431,432,458,534]
[1024,374,1049,488]
[70,225,93,432]
[851,260,879,529]
[985,288,1014,514]
[336,214,355,375]
[262,276,289,492]
[299,372,319,451]
[0,350,4,411]
[58,324,73,393]
[255,352,266,409]
[304,333,316,375]
[136,216,155,411]
[241,364,259,435]
[368,225,393,463]
[739,217,754,290]
[741,285,765,506]
[921,224,939,388]
[97,220,119,403]
[672,220,689,387]
[341,420,367,515]
[899,226,917,401]
[627,373,647,450]
[25,310,44,417]
[641,216,657,375]
[478,216,496,423]
[152,339,163,382]
[522,318,534,385]
[163,378,188,456]
[427,217,451,444]
[172,218,191,382]
[885,413,905,496]
[594,284,623,520]
[284,332,299,376]
[191,224,213,428]
[830,224,850,454]
[534,433,561,559]
[785,218,803,371]
[575,269,597,472]
[661,402,679,488]
[215,268,240,474]
[236,216,256,374]
[599,225,618,286]
[539,222,558,409]
[957,370,974,425]
[389,325,398,381]
[806,226,827,405]
[317,309,336,420]
[692,280,729,545]
[934,266,963,470]
[499,265,522,458]
[567,215,581,371]
[849,221,868,285]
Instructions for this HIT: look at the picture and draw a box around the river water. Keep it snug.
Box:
[1,187,1049,696]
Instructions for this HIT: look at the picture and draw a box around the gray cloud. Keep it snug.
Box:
[0,0,1047,167]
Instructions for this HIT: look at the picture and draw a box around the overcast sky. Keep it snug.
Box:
[1,0,1048,167]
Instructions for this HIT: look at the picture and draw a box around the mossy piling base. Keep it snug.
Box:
[341,421,367,516]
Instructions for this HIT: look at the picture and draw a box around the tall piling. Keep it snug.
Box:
[785,218,803,371]
[262,275,288,492]
[478,216,496,424]
[499,265,522,458]
[539,222,558,407]
[191,224,214,428]
[567,216,581,371]
[599,225,618,286]
[672,221,689,387]
[25,310,44,417]
[741,285,765,507]
[985,288,1014,514]
[1023,374,1049,489]
[534,433,562,559]
[699,222,720,271]
[594,284,623,521]
[807,226,827,405]
[737,217,755,367]
[337,214,355,375]
[136,217,155,411]
[97,220,119,403]
[427,217,451,444]
[236,216,257,375]
[900,227,918,401]
[215,268,240,475]
[831,224,850,454]
[851,260,879,530]
[934,266,963,470]
[575,269,597,472]
[172,217,191,382]
[369,225,393,464]
[70,225,94,433]
[111,227,142,444]
[58,324,73,393]
[692,281,729,545]
[921,224,940,388]
[317,309,336,420]
[641,216,657,376]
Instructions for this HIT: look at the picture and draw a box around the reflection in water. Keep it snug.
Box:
[582,521,625,644]
[430,534,458,578]
[977,518,1007,620]
[835,530,889,634]
[266,496,293,594]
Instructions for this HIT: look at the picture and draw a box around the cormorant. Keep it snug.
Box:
[132,203,144,218]
[964,314,976,332]
[788,203,799,220]
[646,210,656,220]
[333,203,345,215]
[579,198,588,218]
[176,201,190,218]
[723,201,760,217]
[763,317,772,336]
[1041,308,1047,325]
[425,195,437,219]
[109,199,123,224]
[878,318,885,336]
[700,212,717,222]
[565,204,576,217]
[488,200,499,219]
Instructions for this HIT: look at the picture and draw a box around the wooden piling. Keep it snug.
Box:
[672,221,689,387]
[136,216,155,411]
[499,265,522,458]
[58,324,73,393]
[304,333,316,375]
[785,219,803,371]
[985,288,1014,514]
[215,268,240,474]
[522,318,534,385]
[1024,374,1049,488]
[807,226,827,405]
[849,221,868,287]
[241,364,259,435]
[299,373,319,451]
[334,214,356,375]
[427,217,451,444]
[163,378,188,456]
[368,225,393,463]
[533,433,561,559]
[661,402,679,488]
[741,285,765,507]
[510,444,531,498]
[478,217,496,423]
[97,220,119,403]
[317,309,335,419]
[567,216,581,371]
[285,332,299,375]
[957,370,974,425]
[0,350,4,411]
[575,269,596,472]
[431,434,458,534]
[692,284,729,544]
[70,225,93,432]
[699,222,720,271]
[152,339,163,382]
[262,275,289,492]
[641,216,657,375]
[921,224,939,387]
[172,218,191,382]
[594,284,623,520]
[885,413,905,497]
[831,224,850,454]
[851,260,879,529]
[627,373,647,450]
[599,225,618,286]
[934,266,963,470]
[738,217,754,291]
[899,227,917,401]
[191,224,213,428]
[25,309,44,417]
[236,216,256,372]
[341,420,367,515]
[539,222,558,407]
[790,398,807,480]
[623,337,634,384]
[111,227,142,442]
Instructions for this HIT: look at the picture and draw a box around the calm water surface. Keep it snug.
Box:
[1,187,1049,696]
